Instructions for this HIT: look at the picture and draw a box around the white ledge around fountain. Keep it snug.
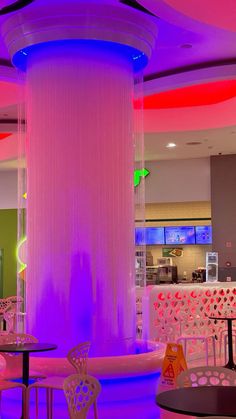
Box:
[28,340,165,379]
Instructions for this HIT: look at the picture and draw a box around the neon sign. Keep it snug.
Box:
[16,236,27,274]
[134,168,149,187]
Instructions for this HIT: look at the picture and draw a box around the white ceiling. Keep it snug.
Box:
[145,126,236,161]
[0,0,235,166]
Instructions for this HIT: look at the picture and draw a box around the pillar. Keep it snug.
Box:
[2,3,157,356]
[211,154,236,282]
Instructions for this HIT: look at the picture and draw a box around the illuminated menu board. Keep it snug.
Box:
[135,227,165,245]
[135,225,212,245]
[165,226,195,245]
[195,225,212,244]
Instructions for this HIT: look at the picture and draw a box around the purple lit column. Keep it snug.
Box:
[2,3,157,356]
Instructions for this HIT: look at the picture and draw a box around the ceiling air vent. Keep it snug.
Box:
[186,141,202,146]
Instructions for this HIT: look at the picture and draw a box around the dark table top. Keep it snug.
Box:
[0,342,57,353]
[209,314,236,320]
[156,386,236,417]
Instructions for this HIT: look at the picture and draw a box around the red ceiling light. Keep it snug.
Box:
[138,80,236,109]
[0,133,11,140]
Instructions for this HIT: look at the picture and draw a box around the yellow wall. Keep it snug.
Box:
[144,201,211,226]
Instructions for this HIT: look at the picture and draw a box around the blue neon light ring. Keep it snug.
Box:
[12,39,148,73]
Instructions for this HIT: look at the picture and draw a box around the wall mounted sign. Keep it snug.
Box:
[162,248,184,257]
[134,168,150,187]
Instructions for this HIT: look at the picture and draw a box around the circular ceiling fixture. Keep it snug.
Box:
[0,0,34,15]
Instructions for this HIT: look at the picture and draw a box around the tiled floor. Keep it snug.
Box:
[0,351,230,419]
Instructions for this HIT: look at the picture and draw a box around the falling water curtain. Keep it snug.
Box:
[17,69,27,332]
[134,72,146,286]
[134,73,147,341]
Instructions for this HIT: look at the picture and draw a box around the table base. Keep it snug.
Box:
[224,362,236,370]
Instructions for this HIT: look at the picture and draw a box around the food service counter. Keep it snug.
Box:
[139,282,236,341]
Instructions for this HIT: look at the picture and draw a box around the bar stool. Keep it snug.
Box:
[176,309,216,365]
[0,380,26,418]
[27,341,91,418]
[177,366,236,388]
[63,374,101,419]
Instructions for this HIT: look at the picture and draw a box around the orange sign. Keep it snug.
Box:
[160,343,187,388]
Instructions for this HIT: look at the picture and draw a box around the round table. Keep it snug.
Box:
[0,342,57,386]
[156,386,236,417]
[209,314,236,369]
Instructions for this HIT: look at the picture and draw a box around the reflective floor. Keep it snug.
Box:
[0,352,227,419]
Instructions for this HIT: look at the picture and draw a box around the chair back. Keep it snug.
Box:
[0,333,38,345]
[5,296,24,309]
[0,299,12,314]
[67,341,90,374]
[1,297,25,333]
[177,366,236,388]
[63,374,101,418]
[178,307,212,336]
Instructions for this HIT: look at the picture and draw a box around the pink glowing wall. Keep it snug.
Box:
[25,41,136,356]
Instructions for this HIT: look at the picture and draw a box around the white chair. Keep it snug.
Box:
[4,296,25,333]
[176,308,216,366]
[209,302,236,362]
[0,380,26,418]
[63,374,101,419]
[27,341,91,418]
[177,366,236,388]
[0,299,12,331]
[136,297,143,338]
[67,341,90,374]
[0,333,36,418]
[219,330,236,364]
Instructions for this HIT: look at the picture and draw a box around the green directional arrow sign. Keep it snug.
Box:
[134,168,150,187]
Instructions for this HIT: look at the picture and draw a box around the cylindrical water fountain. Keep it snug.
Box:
[1,3,164,418]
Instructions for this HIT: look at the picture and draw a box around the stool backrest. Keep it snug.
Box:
[177,366,236,388]
[63,374,101,418]
[0,299,12,314]
[0,333,38,345]
[67,341,91,374]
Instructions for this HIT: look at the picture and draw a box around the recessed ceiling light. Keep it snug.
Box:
[166,142,176,148]
[186,141,202,146]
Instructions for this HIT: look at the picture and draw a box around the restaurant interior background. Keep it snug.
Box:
[0,0,236,295]
[0,153,234,294]
[0,3,235,418]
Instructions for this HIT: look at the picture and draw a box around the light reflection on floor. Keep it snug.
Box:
[0,353,223,418]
